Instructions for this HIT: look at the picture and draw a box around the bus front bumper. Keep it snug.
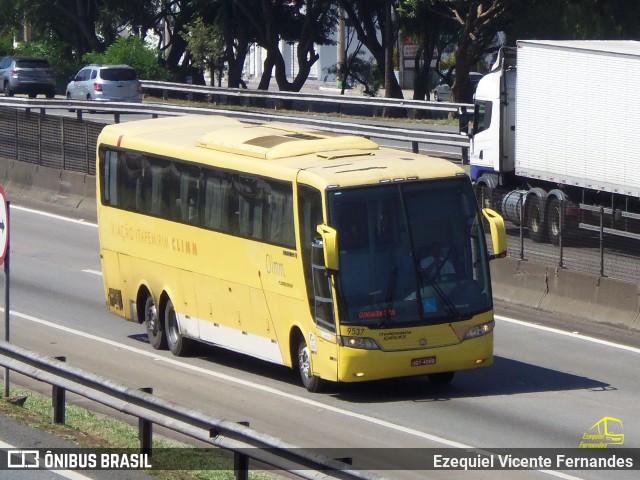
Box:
[336,334,493,383]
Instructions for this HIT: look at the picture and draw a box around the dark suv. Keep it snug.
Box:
[0,56,56,98]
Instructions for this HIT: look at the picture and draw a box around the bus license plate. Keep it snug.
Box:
[411,356,436,367]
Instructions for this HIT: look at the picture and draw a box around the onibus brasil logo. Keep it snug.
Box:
[580,417,624,448]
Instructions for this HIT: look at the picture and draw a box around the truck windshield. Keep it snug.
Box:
[328,177,492,326]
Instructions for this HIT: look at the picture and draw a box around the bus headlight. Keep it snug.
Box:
[339,336,381,350]
[463,320,495,340]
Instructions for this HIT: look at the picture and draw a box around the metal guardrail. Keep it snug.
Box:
[0,87,472,161]
[0,340,384,480]
[140,79,473,114]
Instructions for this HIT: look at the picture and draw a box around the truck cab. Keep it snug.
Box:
[470,47,517,189]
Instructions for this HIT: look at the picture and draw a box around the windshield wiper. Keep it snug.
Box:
[418,266,462,320]
[379,266,398,326]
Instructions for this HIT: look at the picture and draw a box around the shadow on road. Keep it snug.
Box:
[330,355,612,403]
[129,332,610,402]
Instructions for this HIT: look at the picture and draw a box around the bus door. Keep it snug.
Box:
[309,238,338,381]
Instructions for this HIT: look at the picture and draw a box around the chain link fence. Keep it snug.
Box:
[0,108,101,175]
[477,188,640,285]
[0,108,637,285]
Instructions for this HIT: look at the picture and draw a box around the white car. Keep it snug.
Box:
[66,64,142,103]
[432,72,483,102]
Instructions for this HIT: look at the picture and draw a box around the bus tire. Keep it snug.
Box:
[144,295,167,350]
[428,371,455,385]
[165,298,194,356]
[297,339,325,393]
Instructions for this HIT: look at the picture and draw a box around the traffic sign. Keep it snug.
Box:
[0,185,8,265]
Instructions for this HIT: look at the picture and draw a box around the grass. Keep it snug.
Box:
[0,386,275,480]
[144,93,462,127]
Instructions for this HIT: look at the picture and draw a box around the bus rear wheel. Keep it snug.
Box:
[165,298,194,356]
[144,295,166,350]
[297,339,325,393]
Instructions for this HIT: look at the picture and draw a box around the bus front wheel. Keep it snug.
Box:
[144,295,166,350]
[297,339,325,393]
[165,298,194,356]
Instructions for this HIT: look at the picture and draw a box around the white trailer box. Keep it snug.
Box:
[515,40,640,197]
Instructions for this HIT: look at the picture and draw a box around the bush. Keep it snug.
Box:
[83,36,171,81]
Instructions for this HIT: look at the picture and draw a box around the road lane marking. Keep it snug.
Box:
[2,307,589,479]
[6,205,612,479]
[13,203,638,357]
[12,203,640,354]
[10,205,97,228]
[82,270,102,276]
[495,315,640,355]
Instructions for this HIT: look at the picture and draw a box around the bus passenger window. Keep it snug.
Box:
[118,152,144,211]
[102,150,118,206]
[265,181,295,248]
[179,167,201,224]
[203,172,231,232]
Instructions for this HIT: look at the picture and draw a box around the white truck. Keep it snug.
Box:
[470,40,640,244]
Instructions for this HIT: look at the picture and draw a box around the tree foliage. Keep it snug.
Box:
[1,0,639,97]
[507,0,640,43]
[181,17,225,86]
[16,0,157,58]
[444,1,516,103]
[83,37,170,80]
[232,0,338,91]
[339,0,404,99]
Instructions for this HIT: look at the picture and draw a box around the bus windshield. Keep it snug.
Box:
[328,177,492,327]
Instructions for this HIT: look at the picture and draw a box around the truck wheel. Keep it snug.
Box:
[165,298,194,356]
[144,295,167,350]
[547,199,563,246]
[297,338,325,392]
[526,194,546,243]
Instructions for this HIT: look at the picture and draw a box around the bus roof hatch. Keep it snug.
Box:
[196,125,378,160]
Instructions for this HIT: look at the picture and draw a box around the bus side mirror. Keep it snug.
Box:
[481,208,507,260]
[316,224,339,271]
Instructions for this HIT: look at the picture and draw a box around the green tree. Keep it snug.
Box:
[339,0,404,99]
[232,0,338,91]
[398,0,449,101]
[181,17,225,86]
[16,0,157,60]
[83,36,170,80]
[211,0,253,88]
[506,0,640,42]
[439,0,517,103]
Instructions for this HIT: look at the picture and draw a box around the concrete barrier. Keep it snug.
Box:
[1,154,638,332]
[490,257,640,331]
[490,257,548,309]
[0,156,96,221]
[542,268,639,330]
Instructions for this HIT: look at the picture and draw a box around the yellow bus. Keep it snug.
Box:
[96,114,506,391]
